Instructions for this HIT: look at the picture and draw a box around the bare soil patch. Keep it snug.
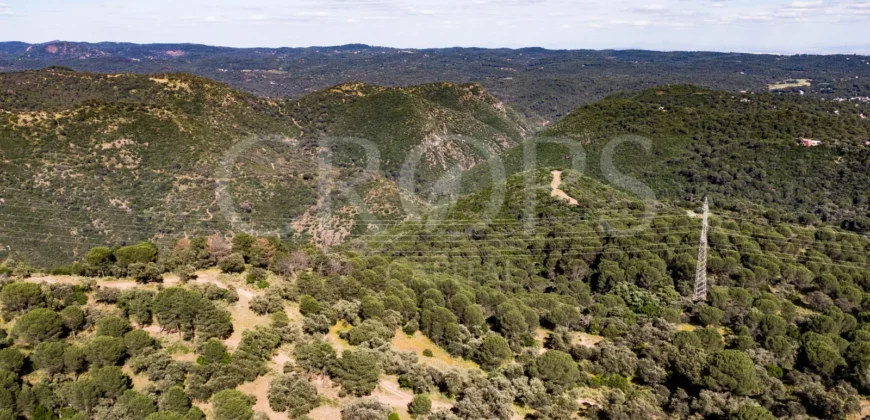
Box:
[391,330,478,371]
[550,170,578,205]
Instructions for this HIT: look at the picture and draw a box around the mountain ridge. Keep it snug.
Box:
[4,41,870,121]
[0,68,534,266]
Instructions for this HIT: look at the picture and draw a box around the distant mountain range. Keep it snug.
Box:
[2,41,870,120]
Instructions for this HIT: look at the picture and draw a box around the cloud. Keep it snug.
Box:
[632,5,669,14]
[2,0,870,52]
[736,13,773,21]
[180,15,229,23]
[0,2,17,16]
[791,0,823,7]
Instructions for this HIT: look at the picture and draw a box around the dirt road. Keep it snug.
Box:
[550,170,578,206]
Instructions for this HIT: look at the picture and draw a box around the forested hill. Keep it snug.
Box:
[0,68,534,266]
[530,85,870,233]
[2,41,870,120]
[1,169,870,419]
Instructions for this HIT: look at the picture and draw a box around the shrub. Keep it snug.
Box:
[115,242,159,269]
[408,394,432,416]
[219,253,246,274]
[12,308,64,344]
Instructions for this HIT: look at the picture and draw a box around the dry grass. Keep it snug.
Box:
[849,399,870,420]
[535,328,550,354]
[573,332,604,347]
[391,330,479,371]
[326,321,354,353]
[768,79,811,90]
[237,373,290,420]
[122,362,153,391]
[512,404,535,420]
[676,323,697,332]
[371,376,453,420]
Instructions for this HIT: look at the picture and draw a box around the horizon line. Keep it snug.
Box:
[2,39,869,57]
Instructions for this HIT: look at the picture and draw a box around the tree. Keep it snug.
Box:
[64,345,88,375]
[212,389,255,420]
[298,295,321,316]
[92,365,131,400]
[124,329,156,355]
[278,250,309,276]
[159,386,191,414]
[202,234,228,263]
[119,289,156,325]
[219,253,246,274]
[341,399,392,420]
[528,350,580,393]
[195,301,234,340]
[146,413,185,420]
[0,347,25,373]
[85,246,114,275]
[1,282,45,315]
[802,333,846,376]
[730,403,777,420]
[115,242,159,270]
[85,336,126,367]
[231,234,256,259]
[408,394,432,416]
[33,341,67,375]
[176,265,197,283]
[346,319,394,346]
[267,374,320,417]
[249,295,284,316]
[248,238,276,268]
[12,308,64,344]
[0,370,17,412]
[129,262,163,283]
[453,378,514,420]
[295,339,338,376]
[698,305,724,326]
[60,305,86,335]
[60,378,101,415]
[474,334,512,371]
[337,350,382,396]
[198,338,229,365]
[118,390,157,420]
[153,287,202,336]
[705,350,758,396]
[360,296,385,320]
[97,315,132,337]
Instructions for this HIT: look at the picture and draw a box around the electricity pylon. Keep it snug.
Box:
[693,197,709,302]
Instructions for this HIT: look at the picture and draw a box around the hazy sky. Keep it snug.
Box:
[1,0,869,53]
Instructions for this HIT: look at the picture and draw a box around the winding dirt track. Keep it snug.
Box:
[550,170,578,206]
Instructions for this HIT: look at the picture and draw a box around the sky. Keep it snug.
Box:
[1,0,869,54]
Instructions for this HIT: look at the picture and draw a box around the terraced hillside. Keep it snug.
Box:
[0,69,536,266]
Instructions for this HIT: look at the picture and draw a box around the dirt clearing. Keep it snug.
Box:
[550,170,578,205]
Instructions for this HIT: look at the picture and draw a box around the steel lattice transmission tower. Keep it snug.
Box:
[693,197,710,302]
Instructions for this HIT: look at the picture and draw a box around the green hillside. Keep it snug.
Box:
[2,168,869,419]
[462,85,870,232]
[0,69,534,266]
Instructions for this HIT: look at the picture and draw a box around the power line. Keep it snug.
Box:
[693,197,709,302]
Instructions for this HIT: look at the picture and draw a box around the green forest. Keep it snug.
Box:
[1,169,870,419]
[2,66,870,419]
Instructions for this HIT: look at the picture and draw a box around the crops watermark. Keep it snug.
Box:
[215,131,659,243]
